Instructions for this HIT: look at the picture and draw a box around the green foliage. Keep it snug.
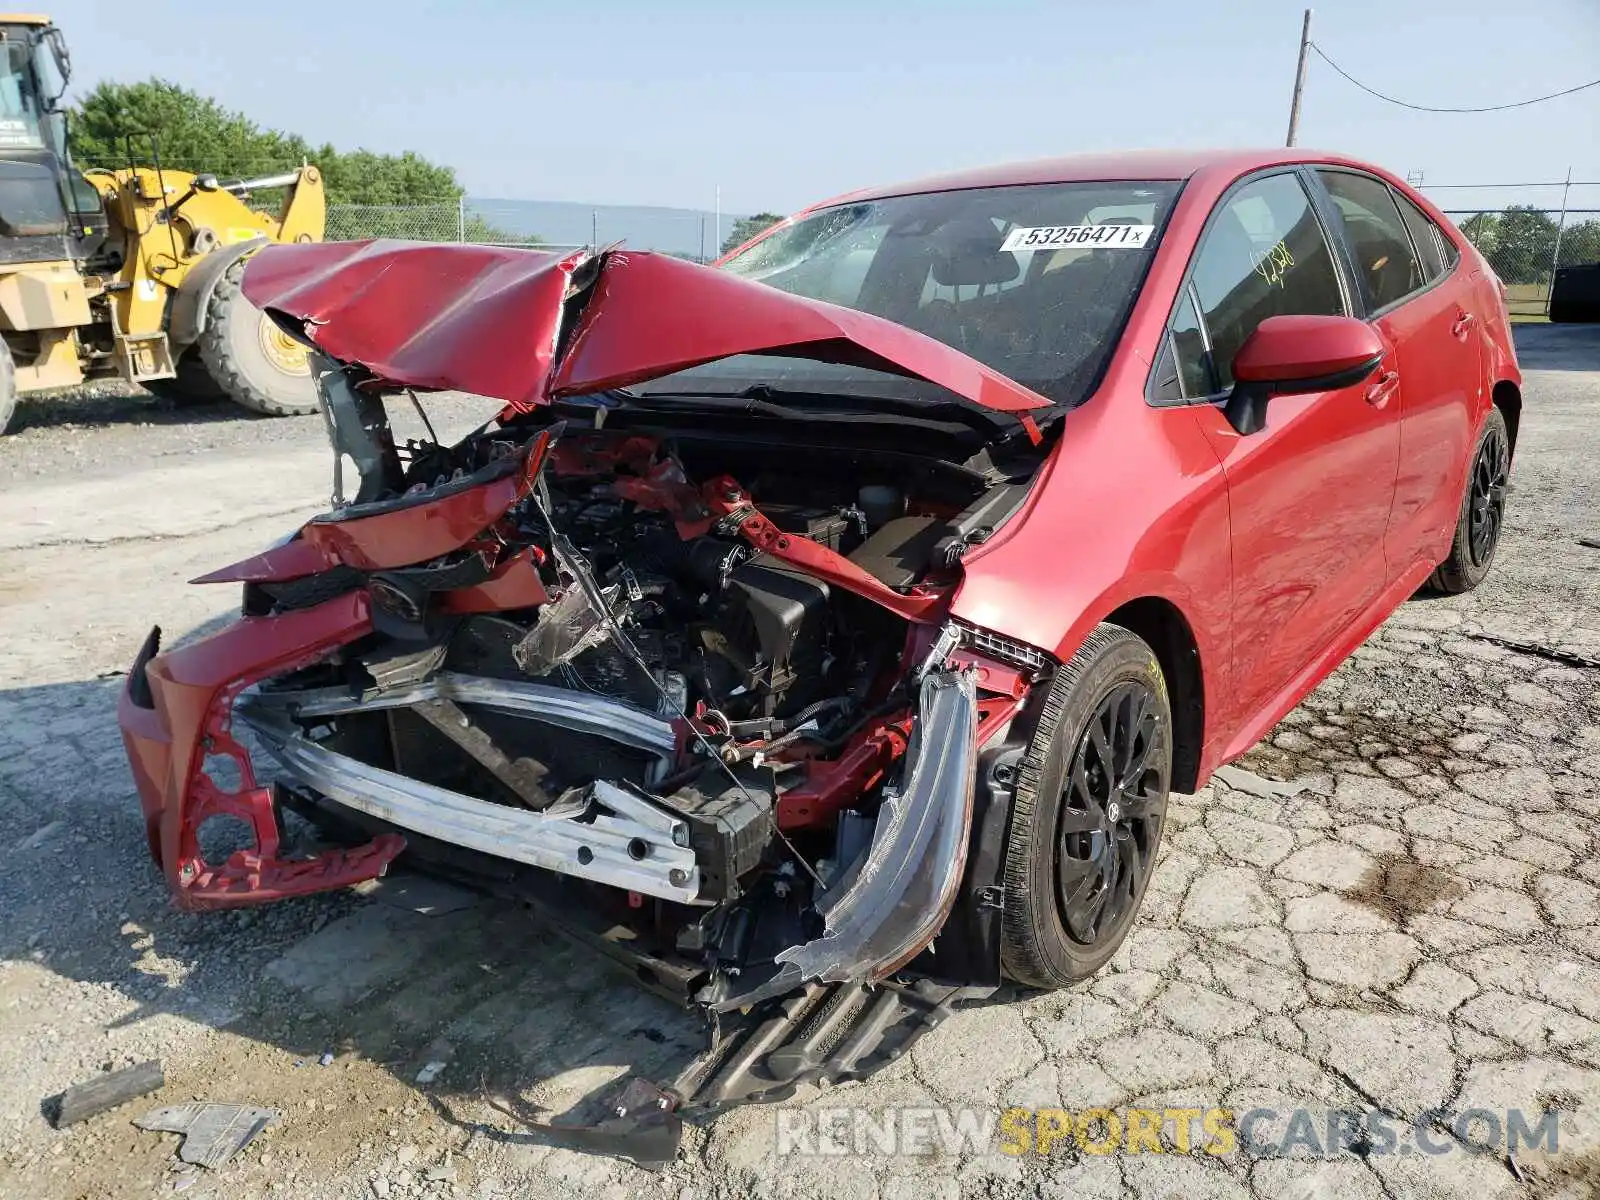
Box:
[1456,205,1600,285]
[1488,206,1561,285]
[1557,218,1600,270]
[68,79,464,208]
[721,212,784,256]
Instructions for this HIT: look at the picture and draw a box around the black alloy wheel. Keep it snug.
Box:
[1000,623,1174,988]
[1467,420,1509,570]
[1425,406,1511,595]
[1055,681,1167,945]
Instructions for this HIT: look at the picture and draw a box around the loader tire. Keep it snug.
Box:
[198,256,317,417]
[141,350,227,406]
[0,338,14,435]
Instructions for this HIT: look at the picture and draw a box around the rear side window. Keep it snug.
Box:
[1187,173,1346,391]
[1318,171,1424,311]
[1392,191,1447,282]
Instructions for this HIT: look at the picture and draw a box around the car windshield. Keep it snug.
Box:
[631,179,1181,408]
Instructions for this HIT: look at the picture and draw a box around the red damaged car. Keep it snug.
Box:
[119,149,1518,1141]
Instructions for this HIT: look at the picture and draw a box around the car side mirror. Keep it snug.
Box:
[1219,314,1385,436]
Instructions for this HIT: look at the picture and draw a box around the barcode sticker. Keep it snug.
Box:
[1000,224,1154,252]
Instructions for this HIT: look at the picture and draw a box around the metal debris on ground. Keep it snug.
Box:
[50,1060,164,1128]
[414,1060,448,1084]
[318,1051,335,1067]
[133,1103,282,1169]
[1462,629,1600,669]
[1577,536,1600,550]
[1212,765,1311,799]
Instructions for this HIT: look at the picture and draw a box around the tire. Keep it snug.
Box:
[141,350,228,406]
[0,338,15,435]
[198,256,318,417]
[1425,407,1509,595]
[1000,623,1173,989]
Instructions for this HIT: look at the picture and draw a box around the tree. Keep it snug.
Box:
[1488,206,1562,286]
[1458,211,1499,256]
[1556,218,1600,270]
[721,212,784,256]
[67,80,495,217]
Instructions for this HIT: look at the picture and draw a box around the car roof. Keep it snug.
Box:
[813,148,1365,209]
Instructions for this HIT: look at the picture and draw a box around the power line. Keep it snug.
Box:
[1310,43,1600,113]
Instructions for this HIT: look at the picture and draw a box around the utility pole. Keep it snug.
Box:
[1548,166,1573,315]
[1285,8,1313,147]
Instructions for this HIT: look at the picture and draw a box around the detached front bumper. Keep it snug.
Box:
[117,591,406,910]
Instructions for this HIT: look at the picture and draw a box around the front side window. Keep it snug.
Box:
[1185,173,1346,391]
[1318,171,1424,311]
[634,180,1182,408]
[1151,288,1211,402]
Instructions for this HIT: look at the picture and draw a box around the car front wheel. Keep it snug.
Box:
[1000,623,1172,988]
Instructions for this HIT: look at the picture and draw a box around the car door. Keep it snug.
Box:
[1314,170,1483,576]
[1148,170,1401,737]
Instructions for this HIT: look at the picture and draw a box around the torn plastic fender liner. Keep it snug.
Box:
[239,241,1053,420]
[193,426,560,585]
[709,669,979,1011]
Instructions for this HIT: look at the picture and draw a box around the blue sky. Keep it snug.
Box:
[44,0,1600,213]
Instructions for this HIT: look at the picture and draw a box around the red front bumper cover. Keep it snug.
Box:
[118,591,406,910]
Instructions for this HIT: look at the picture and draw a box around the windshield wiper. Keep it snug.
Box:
[614,384,1015,438]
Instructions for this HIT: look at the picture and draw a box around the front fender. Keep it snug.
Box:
[950,399,1233,764]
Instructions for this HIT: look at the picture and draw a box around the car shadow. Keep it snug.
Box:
[1510,322,1600,372]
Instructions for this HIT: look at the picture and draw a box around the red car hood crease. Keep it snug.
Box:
[241,241,1053,418]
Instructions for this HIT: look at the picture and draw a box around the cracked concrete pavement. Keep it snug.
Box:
[1,325,1598,1199]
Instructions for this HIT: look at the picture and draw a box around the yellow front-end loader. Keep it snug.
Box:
[0,14,324,434]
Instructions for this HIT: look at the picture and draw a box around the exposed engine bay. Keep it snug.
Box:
[120,240,1063,1159]
[238,384,1038,906]
[193,371,1050,1140]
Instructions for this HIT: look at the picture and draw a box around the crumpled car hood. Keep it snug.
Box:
[241,240,1052,418]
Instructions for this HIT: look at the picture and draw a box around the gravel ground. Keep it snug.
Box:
[1,327,1598,1199]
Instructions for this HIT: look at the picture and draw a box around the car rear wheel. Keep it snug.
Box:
[1000,623,1172,989]
[1426,407,1509,595]
[199,257,319,417]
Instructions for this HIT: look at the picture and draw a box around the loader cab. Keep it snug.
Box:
[0,17,107,265]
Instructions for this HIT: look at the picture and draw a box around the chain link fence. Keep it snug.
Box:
[1423,181,1600,319]
[324,201,567,250]
[325,191,1600,318]
[118,173,1600,318]
[325,199,721,261]
[1437,208,1600,318]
